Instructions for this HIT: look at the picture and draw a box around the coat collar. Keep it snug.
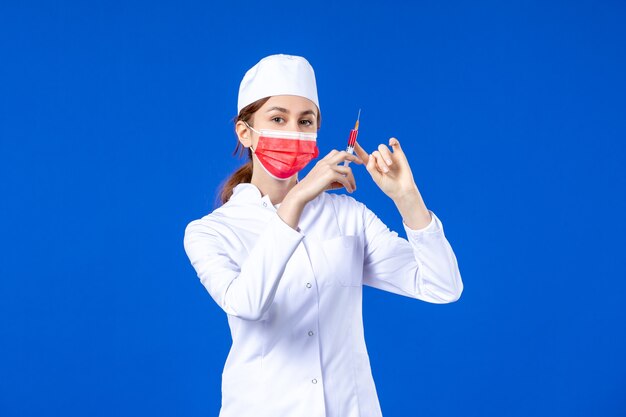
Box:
[231,183,278,211]
[230,182,324,212]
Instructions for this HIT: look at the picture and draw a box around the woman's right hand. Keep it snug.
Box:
[277,150,362,230]
[290,150,363,205]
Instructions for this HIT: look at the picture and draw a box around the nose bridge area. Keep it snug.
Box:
[289,118,304,132]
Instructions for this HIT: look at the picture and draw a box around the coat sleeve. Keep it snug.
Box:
[183,213,304,320]
[360,204,463,303]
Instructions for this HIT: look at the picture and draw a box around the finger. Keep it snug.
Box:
[329,150,362,166]
[389,137,404,156]
[328,181,343,190]
[329,172,355,192]
[377,144,394,166]
[337,170,357,192]
[332,164,352,176]
[334,166,358,191]
[349,155,364,165]
[372,151,390,173]
[353,141,369,165]
[365,152,382,181]
[322,149,340,160]
[347,170,357,191]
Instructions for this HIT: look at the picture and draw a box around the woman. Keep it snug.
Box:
[183,54,463,417]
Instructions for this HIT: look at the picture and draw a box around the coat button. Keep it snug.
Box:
[262,202,267,207]
[308,331,314,336]
[312,379,318,384]
[306,282,312,288]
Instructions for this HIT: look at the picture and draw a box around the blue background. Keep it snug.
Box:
[1,1,625,416]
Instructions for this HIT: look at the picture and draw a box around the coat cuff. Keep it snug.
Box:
[402,210,442,237]
[272,211,305,240]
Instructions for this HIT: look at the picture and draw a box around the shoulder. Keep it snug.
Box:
[184,216,219,249]
[184,202,238,241]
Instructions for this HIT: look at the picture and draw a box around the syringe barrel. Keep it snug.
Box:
[348,129,358,145]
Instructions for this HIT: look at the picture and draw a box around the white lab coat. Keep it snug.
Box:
[183,183,463,417]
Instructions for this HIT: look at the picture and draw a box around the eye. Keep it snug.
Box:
[299,119,314,126]
[271,116,285,124]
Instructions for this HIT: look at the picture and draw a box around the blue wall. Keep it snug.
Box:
[1,1,625,416]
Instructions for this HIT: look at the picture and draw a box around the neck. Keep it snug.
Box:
[250,160,298,205]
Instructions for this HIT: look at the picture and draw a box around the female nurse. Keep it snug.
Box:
[183,54,463,417]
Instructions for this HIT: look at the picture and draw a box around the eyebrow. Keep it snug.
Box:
[265,106,317,117]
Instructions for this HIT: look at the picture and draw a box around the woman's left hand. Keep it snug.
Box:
[353,138,418,201]
[354,137,433,229]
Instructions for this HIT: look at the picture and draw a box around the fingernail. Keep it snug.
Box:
[386,159,392,164]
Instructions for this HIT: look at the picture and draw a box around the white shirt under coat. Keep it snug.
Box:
[183,183,463,417]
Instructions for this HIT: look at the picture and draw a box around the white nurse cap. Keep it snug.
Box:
[237,54,320,114]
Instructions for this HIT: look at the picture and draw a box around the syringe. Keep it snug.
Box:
[343,109,361,167]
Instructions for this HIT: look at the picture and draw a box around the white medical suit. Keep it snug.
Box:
[183,183,463,417]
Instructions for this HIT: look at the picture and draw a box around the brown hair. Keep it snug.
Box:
[218,97,270,205]
[218,96,322,205]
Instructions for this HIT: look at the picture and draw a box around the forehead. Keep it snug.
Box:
[260,95,318,114]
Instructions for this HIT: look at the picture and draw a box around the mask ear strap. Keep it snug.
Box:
[244,121,261,135]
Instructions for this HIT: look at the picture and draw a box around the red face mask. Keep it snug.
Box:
[246,124,319,180]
